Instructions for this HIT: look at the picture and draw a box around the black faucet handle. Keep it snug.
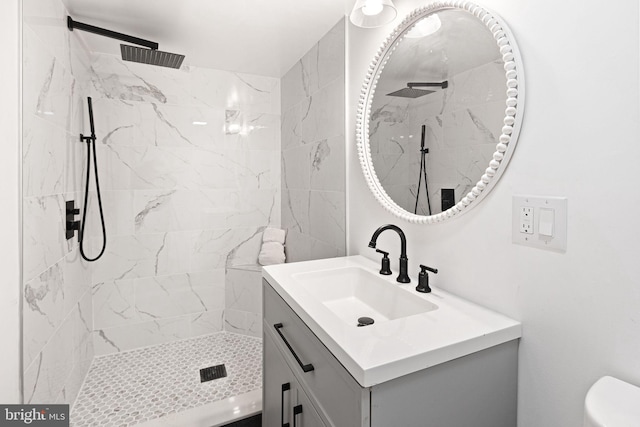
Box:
[416,265,437,293]
[420,265,438,274]
[375,249,392,275]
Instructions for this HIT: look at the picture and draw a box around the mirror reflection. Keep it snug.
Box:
[369,9,507,215]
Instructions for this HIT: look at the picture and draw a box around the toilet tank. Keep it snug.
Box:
[584,376,640,427]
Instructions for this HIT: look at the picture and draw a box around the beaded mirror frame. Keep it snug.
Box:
[356,1,525,223]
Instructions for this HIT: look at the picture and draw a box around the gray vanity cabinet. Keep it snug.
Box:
[263,279,519,427]
[264,331,326,427]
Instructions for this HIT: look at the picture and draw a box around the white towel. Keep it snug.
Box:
[258,241,286,266]
[262,227,286,244]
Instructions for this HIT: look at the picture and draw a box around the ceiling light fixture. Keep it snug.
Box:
[350,0,397,28]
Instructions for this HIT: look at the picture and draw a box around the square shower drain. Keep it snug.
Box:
[200,364,227,382]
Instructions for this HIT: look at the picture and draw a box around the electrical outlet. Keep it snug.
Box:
[519,207,533,234]
[512,196,568,252]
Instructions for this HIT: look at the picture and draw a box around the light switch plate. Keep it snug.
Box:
[512,195,567,252]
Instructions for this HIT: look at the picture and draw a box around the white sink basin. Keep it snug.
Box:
[292,267,437,326]
[263,255,522,387]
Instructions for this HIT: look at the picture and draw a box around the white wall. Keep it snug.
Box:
[347,1,640,426]
[0,0,22,404]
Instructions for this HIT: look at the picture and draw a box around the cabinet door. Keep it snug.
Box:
[292,385,327,427]
[264,332,296,427]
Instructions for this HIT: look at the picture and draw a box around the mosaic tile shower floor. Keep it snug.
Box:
[71,332,262,427]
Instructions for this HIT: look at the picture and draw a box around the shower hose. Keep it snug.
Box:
[79,96,107,262]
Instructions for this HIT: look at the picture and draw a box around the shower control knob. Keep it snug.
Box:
[65,200,81,240]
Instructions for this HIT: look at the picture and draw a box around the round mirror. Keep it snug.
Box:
[356,2,524,223]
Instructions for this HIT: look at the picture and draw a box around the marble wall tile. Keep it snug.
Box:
[231,150,281,190]
[22,0,70,64]
[63,248,92,315]
[23,305,74,404]
[300,77,345,145]
[188,227,264,271]
[22,0,95,407]
[309,191,346,252]
[281,190,310,235]
[310,134,346,192]
[22,25,74,131]
[225,268,262,314]
[73,290,94,370]
[189,310,224,336]
[85,190,135,238]
[92,306,223,356]
[150,104,226,148]
[135,271,225,320]
[281,18,345,264]
[65,129,87,195]
[89,55,193,106]
[281,102,303,150]
[85,50,281,353]
[23,262,65,369]
[23,195,68,284]
[307,20,345,94]
[224,309,261,339]
[22,114,66,198]
[91,234,169,283]
[224,112,281,151]
[93,316,191,356]
[282,144,312,190]
[92,279,138,330]
[133,189,194,233]
[23,249,91,372]
[283,230,312,263]
[208,189,279,228]
[92,98,154,146]
[60,357,92,409]
[281,59,310,113]
[192,69,281,114]
[309,237,344,260]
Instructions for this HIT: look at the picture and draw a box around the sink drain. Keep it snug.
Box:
[357,317,374,327]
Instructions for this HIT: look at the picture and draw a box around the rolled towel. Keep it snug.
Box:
[258,241,286,266]
[262,227,286,244]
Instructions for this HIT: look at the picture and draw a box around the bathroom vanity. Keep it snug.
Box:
[262,256,521,427]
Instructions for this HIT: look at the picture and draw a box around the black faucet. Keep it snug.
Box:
[368,224,410,283]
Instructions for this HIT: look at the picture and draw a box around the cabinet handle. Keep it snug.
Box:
[293,404,303,427]
[281,383,290,427]
[274,323,315,373]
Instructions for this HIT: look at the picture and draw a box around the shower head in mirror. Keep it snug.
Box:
[386,81,448,98]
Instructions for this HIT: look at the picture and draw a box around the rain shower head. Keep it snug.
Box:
[67,16,186,69]
[120,45,185,69]
[387,87,436,98]
[387,81,449,98]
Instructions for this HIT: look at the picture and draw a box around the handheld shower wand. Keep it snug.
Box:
[79,97,107,262]
[414,124,432,215]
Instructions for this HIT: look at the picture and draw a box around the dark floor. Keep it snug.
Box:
[222,414,261,427]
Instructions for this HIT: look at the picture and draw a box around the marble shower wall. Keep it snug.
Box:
[224,265,263,339]
[370,60,507,215]
[281,19,346,262]
[22,0,94,406]
[87,54,280,354]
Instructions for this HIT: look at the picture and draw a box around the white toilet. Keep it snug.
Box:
[584,376,640,426]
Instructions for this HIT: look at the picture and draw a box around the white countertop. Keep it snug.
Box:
[263,255,521,387]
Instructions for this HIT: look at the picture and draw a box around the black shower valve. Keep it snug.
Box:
[66,200,81,240]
